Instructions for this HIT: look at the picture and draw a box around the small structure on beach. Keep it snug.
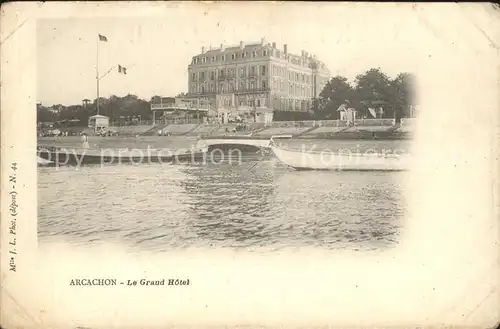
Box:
[88,114,110,129]
[150,96,210,125]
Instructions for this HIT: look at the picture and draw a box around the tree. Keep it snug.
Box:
[315,76,354,119]
[389,72,416,118]
[315,68,417,120]
[37,106,58,123]
[354,68,393,118]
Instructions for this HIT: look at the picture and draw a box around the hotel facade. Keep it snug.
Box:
[186,38,331,114]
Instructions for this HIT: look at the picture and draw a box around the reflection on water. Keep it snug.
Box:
[38,140,407,252]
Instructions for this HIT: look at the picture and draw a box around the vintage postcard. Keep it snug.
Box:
[1,2,499,328]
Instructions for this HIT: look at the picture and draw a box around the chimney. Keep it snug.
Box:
[284,44,288,54]
[240,41,244,49]
[220,44,225,51]
[201,46,205,54]
[261,37,266,46]
[272,42,276,48]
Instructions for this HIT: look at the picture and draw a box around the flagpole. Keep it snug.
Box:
[96,34,100,116]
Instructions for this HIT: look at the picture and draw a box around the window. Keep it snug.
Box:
[210,72,215,80]
[231,53,235,60]
[250,81,255,89]
[257,99,261,107]
[261,65,267,76]
[201,86,205,93]
[240,80,245,90]
[219,83,224,93]
[192,73,196,80]
[262,80,267,89]
[219,69,224,77]
[242,52,247,58]
[240,67,245,77]
[202,57,206,64]
[250,66,255,76]
[263,50,267,56]
[200,72,205,80]
[221,55,225,61]
[229,83,234,92]
[252,51,256,58]
[211,84,214,92]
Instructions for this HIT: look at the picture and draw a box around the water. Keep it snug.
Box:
[38,139,408,252]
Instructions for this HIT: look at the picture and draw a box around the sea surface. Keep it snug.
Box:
[38,138,410,252]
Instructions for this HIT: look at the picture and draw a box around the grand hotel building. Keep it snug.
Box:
[186,38,331,113]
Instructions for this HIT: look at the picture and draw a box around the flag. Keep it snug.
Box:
[118,65,127,75]
[98,34,107,42]
[368,107,377,118]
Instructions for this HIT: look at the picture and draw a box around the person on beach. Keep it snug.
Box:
[81,133,89,149]
[346,107,356,126]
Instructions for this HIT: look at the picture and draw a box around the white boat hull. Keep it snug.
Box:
[270,144,411,171]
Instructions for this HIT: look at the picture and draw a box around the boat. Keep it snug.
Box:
[269,138,410,171]
[197,135,272,152]
[37,145,208,166]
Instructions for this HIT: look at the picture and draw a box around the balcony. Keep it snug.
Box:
[187,90,217,96]
[234,86,270,94]
[187,86,271,96]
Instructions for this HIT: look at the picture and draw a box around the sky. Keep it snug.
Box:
[36,2,497,106]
